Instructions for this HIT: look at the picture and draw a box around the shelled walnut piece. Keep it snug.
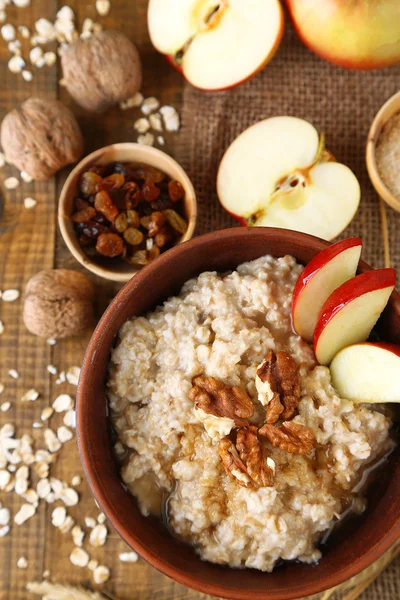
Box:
[189,375,254,426]
[0,97,83,181]
[256,350,301,423]
[23,269,95,339]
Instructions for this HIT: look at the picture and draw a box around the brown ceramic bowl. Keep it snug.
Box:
[77,228,400,600]
[58,143,197,283]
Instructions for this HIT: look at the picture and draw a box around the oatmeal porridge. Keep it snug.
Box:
[107,255,393,572]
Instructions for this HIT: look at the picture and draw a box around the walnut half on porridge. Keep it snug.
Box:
[189,375,254,426]
[256,350,301,423]
[259,421,315,455]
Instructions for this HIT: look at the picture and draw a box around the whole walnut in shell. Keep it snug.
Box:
[23,269,95,339]
[61,30,142,113]
[0,97,84,181]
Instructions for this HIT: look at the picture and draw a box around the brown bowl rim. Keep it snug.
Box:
[58,142,197,282]
[77,227,400,599]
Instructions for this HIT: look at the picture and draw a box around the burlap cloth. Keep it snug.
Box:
[174,17,400,600]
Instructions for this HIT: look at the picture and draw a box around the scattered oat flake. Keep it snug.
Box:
[88,558,98,571]
[149,113,163,132]
[47,365,57,375]
[18,26,30,39]
[141,97,160,115]
[85,516,96,528]
[0,402,10,412]
[23,489,38,504]
[59,515,74,533]
[36,479,51,499]
[21,388,39,402]
[0,11,5,24]
[57,5,75,21]
[13,0,30,6]
[120,92,143,110]
[47,338,57,346]
[17,556,28,569]
[119,551,139,563]
[53,394,73,413]
[160,105,180,132]
[8,55,25,73]
[20,170,33,182]
[60,487,79,506]
[0,383,4,393]
[63,409,76,428]
[0,525,10,537]
[69,547,89,567]
[71,475,81,486]
[0,321,4,334]
[72,524,85,547]
[41,407,53,421]
[4,175,20,188]
[93,565,110,584]
[96,0,110,16]
[15,478,28,495]
[134,118,150,134]
[32,422,43,429]
[57,426,73,443]
[137,133,154,147]
[23,196,36,210]
[0,507,10,525]
[1,24,15,41]
[2,289,20,301]
[82,17,94,32]
[44,51,57,67]
[14,503,36,525]
[44,429,62,453]
[97,512,106,524]
[52,506,67,527]
[66,366,80,386]
[42,569,50,578]
[89,523,107,547]
[8,369,19,379]
[35,18,55,41]
[22,70,33,82]
[0,471,11,490]
[9,40,21,54]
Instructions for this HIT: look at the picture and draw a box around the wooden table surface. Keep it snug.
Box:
[0,1,215,598]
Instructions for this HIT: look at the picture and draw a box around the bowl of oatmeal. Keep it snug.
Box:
[77,227,400,600]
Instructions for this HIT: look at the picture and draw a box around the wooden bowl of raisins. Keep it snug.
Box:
[58,143,197,282]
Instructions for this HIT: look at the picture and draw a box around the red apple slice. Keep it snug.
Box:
[147,0,284,91]
[292,237,362,343]
[313,269,396,366]
[330,342,400,403]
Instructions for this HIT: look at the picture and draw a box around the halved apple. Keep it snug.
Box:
[330,342,400,403]
[217,117,361,240]
[147,0,284,91]
[313,269,396,366]
[292,237,362,343]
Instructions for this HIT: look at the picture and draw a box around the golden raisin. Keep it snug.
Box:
[94,191,119,222]
[154,227,172,247]
[163,209,188,234]
[71,206,97,223]
[141,212,165,237]
[123,182,141,208]
[80,171,102,195]
[126,210,140,228]
[142,180,161,203]
[114,212,128,233]
[168,180,185,202]
[96,233,124,257]
[100,173,125,190]
[134,165,165,183]
[123,228,144,246]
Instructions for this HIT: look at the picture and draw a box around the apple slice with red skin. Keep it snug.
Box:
[148,0,284,91]
[330,342,400,403]
[292,237,362,343]
[313,268,396,366]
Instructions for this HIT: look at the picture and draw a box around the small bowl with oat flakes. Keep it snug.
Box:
[58,143,197,282]
[367,90,400,212]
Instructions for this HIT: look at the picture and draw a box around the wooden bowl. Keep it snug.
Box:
[58,143,197,282]
[366,90,400,212]
[77,228,400,600]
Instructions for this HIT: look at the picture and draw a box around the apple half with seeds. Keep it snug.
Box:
[292,237,362,343]
[217,116,361,240]
[313,268,396,366]
[330,342,400,403]
[147,0,284,91]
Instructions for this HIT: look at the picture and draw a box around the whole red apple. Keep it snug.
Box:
[286,0,400,69]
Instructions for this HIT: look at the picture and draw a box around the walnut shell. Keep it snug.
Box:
[61,30,142,113]
[23,269,95,339]
[0,97,84,181]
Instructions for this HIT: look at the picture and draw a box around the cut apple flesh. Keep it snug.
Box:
[313,269,396,366]
[148,0,284,90]
[217,116,360,240]
[292,238,362,343]
[330,343,400,403]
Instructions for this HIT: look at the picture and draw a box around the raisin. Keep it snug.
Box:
[80,171,102,195]
[114,212,128,233]
[140,211,165,237]
[168,180,185,202]
[123,228,144,246]
[123,182,141,208]
[75,198,90,210]
[139,201,153,216]
[155,227,172,248]
[100,173,125,190]
[96,233,124,257]
[82,221,110,239]
[78,234,93,247]
[128,250,149,266]
[142,180,161,203]
[126,210,140,228]
[92,213,109,225]
[150,192,173,211]
[71,206,97,223]
[133,165,165,183]
[163,209,188,234]
[94,191,119,222]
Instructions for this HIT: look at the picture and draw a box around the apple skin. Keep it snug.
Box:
[313,268,397,363]
[292,237,362,340]
[286,0,400,70]
[162,4,285,92]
